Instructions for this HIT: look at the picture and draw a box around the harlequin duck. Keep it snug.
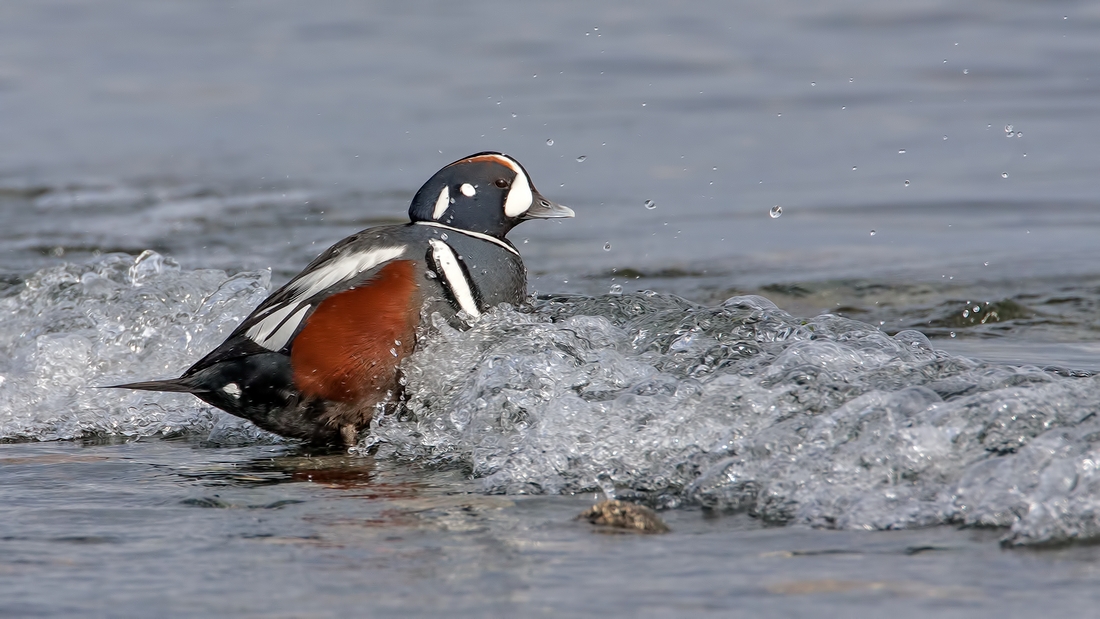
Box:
[113,152,573,447]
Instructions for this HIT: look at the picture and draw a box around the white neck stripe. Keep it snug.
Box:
[432,186,450,220]
[413,221,520,256]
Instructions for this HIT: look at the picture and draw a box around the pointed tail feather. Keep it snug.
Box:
[103,379,209,394]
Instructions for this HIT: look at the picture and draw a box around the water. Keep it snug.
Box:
[3,0,1100,615]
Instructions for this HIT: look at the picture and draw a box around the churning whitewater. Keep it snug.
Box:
[3,251,1100,547]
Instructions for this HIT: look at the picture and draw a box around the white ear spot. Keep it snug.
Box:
[432,186,450,220]
[460,183,476,197]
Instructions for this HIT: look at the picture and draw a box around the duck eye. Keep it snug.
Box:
[494,178,510,188]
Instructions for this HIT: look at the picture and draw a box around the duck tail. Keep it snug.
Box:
[103,378,209,394]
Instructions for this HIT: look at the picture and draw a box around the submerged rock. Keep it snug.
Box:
[577,499,670,534]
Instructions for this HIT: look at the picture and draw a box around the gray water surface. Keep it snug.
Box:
[3,1,1100,616]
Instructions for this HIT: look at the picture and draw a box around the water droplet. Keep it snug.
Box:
[810,81,816,86]
[712,166,718,171]
[603,242,611,251]
[898,149,906,154]
[869,230,876,236]
[973,305,980,312]
[523,238,529,244]
[984,261,989,266]
[1015,131,1023,138]
[644,199,656,210]
[849,77,854,82]
[609,284,623,295]
[576,155,587,162]
[963,69,969,75]
[852,166,857,171]
[1001,172,1009,178]
[769,205,783,218]
[389,348,398,357]
[546,139,554,146]
[904,180,910,187]
[440,233,448,240]
[950,332,957,338]
[943,135,948,140]
[1005,124,1014,133]
[511,113,517,118]
[962,310,969,318]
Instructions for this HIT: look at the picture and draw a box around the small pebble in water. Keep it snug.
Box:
[609,284,623,295]
[603,242,611,251]
[576,155,586,162]
[769,205,782,218]
[577,500,669,534]
[644,199,656,210]
[546,139,554,146]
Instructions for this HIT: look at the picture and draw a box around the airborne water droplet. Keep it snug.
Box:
[870,230,876,236]
[898,149,906,154]
[546,139,554,146]
[576,155,587,162]
[769,205,783,218]
[1001,172,1009,178]
[644,199,656,210]
[609,284,623,295]
[904,180,910,187]
[440,233,448,240]
[603,242,611,251]
[852,166,857,171]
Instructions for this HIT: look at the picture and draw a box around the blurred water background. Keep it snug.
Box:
[2,1,1100,616]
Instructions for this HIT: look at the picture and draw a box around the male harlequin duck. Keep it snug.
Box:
[114,152,573,447]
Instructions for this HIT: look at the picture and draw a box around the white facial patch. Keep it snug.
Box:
[428,238,481,318]
[245,245,406,350]
[502,164,532,217]
[432,186,450,220]
[460,183,476,197]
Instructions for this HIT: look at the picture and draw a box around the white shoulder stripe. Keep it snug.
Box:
[245,245,407,350]
[428,239,481,318]
[413,221,520,256]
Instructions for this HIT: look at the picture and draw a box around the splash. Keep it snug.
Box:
[369,293,1100,547]
[4,253,1100,546]
[0,251,273,442]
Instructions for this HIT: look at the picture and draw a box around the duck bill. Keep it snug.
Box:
[522,191,575,219]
